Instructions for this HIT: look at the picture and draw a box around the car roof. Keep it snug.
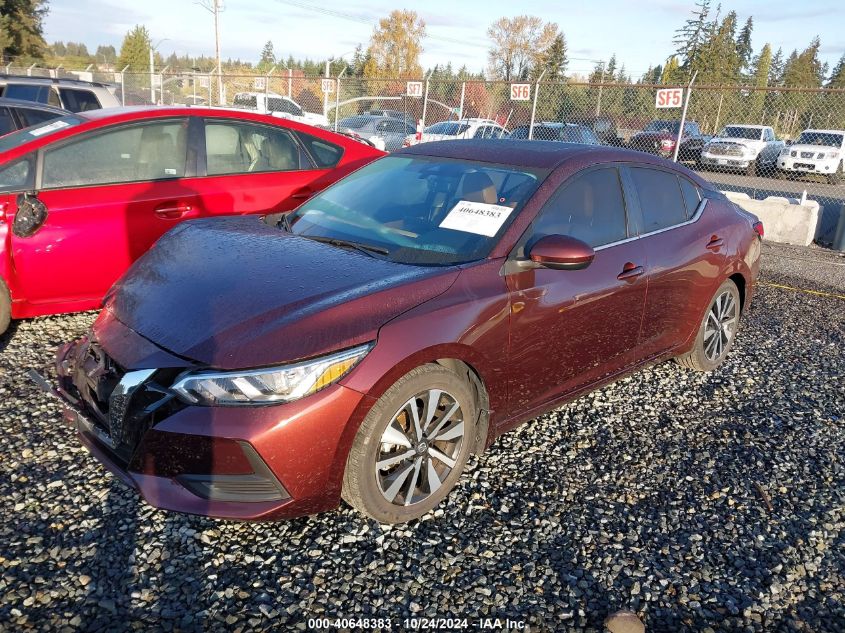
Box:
[0,97,69,113]
[722,123,765,128]
[800,129,845,134]
[0,73,114,89]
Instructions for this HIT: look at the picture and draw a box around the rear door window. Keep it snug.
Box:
[19,107,62,128]
[42,119,189,188]
[678,177,702,219]
[630,167,688,232]
[58,88,101,112]
[294,131,343,168]
[531,167,629,247]
[5,84,53,105]
[205,120,306,175]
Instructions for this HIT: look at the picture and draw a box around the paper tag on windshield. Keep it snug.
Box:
[439,200,514,237]
[28,120,70,137]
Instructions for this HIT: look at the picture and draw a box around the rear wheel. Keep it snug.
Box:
[676,279,741,372]
[0,278,10,337]
[828,161,843,185]
[342,364,477,523]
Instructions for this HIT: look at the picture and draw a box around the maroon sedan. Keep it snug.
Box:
[51,141,762,524]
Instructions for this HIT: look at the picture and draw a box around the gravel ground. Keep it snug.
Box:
[1,242,843,633]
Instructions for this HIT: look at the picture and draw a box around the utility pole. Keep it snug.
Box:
[149,46,155,104]
[198,0,223,104]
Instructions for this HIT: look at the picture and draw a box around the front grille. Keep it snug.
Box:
[801,151,814,159]
[709,143,744,157]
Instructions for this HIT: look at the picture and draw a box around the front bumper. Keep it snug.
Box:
[52,325,368,521]
[700,152,753,168]
[777,156,839,175]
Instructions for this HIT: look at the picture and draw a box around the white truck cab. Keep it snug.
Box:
[778,129,845,184]
[232,92,329,127]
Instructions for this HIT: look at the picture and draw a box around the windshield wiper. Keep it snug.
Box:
[303,235,390,257]
[277,213,293,232]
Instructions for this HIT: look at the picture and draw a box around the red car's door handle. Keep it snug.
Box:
[155,203,193,219]
[290,187,314,200]
[707,235,725,251]
[617,263,645,281]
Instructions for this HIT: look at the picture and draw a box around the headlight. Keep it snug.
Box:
[817,152,826,159]
[660,139,675,149]
[171,344,372,406]
[819,151,839,160]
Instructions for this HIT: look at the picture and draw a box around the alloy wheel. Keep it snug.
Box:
[703,290,738,362]
[376,389,465,507]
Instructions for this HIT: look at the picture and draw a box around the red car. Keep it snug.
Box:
[0,107,384,334]
[51,141,762,524]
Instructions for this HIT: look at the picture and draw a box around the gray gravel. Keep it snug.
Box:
[1,241,843,632]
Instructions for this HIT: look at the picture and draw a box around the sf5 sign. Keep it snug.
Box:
[510,84,531,101]
[655,88,683,108]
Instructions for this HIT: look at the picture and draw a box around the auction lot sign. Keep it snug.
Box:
[655,87,683,108]
[510,83,531,101]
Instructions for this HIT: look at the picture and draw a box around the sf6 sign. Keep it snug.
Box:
[510,83,531,101]
[655,88,683,108]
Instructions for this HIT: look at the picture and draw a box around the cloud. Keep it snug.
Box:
[755,8,838,23]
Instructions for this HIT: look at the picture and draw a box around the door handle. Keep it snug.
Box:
[290,187,314,200]
[154,203,193,219]
[617,262,644,281]
[706,235,724,251]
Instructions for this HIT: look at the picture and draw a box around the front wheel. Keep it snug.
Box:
[342,364,477,523]
[0,278,11,337]
[745,159,758,177]
[676,279,741,372]
[828,161,843,185]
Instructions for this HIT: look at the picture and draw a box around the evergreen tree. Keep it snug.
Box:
[748,43,771,121]
[51,40,66,56]
[769,47,785,85]
[783,37,823,87]
[605,54,617,81]
[827,53,845,88]
[673,0,711,73]
[532,32,567,80]
[258,40,275,71]
[117,25,152,72]
[0,0,48,60]
[95,45,117,63]
[736,16,753,71]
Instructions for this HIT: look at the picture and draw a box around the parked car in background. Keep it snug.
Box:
[232,92,329,127]
[777,129,844,184]
[338,114,416,151]
[570,114,624,145]
[0,98,68,136]
[629,120,710,162]
[510,122,599,145]
[0,75,120,112]
[403,118,508,146]
[51,140,761,523]
[0,107,384,334]
[364,109,416,127]
[699,124,784,175]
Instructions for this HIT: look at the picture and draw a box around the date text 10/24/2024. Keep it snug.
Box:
[307,617,530,630]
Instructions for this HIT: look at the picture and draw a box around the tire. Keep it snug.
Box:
[0,278,10,337]
[827,161,843,185]
[775,169,788,180]
[676,279,741,372]
[745,160,757,177]
[342,364,477,523]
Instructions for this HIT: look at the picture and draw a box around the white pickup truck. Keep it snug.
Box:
[699,124,785,176]
[232,92,329,127]
[777,129,845,185]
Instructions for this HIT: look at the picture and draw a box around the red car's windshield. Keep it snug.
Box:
[0,114,85,153]
[286,155,545,266]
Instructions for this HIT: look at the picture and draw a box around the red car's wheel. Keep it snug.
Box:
[676,279,741,372]
[0,279,10,336]
[342,364,477,523]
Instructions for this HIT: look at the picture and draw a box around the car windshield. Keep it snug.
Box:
[795,132,843,148]
[425,122,470,136]
[644,120,680,133]
[719,126,763,139]
[0,115,84,153]
[285,155,545,266]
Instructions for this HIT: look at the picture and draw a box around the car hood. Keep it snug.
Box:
[104,217,460,369]
[708,137,765,148]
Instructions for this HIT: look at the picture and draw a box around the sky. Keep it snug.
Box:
[43,0,845,78]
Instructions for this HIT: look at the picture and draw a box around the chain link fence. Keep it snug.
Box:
[4,65,845,242]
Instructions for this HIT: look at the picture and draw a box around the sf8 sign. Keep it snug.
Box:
[655,88,683,108]
[510,83,531,101]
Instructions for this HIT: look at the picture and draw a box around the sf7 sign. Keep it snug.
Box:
[510,84,531,101]
[406,81,423,97]
[655,88,683,108]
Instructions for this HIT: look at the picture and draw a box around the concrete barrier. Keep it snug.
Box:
[721,191,822,246]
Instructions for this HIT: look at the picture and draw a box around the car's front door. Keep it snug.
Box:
[8,117,199,307]
[627,166,726,357]
[505,166,648,413]
[192,118,332,216]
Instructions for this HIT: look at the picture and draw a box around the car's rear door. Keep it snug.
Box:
[8,116,199,307]
[625,165,726,357]
[191,118,337,216]
[505,165,648,412]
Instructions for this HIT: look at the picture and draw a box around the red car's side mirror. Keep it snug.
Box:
[528,235,595,270]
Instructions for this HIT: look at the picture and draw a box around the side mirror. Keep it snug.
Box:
[528,235,595,270]
[13,192,48,238]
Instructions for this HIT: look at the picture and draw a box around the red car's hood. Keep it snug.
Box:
[104,217,459,369]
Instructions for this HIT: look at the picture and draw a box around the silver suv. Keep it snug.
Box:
[0,75,121,112]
